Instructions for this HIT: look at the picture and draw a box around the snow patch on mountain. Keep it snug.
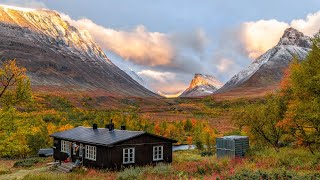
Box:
[218,27,311,92]
[0,5,111,66]
[0,5,157,97]
[180,74,223,97]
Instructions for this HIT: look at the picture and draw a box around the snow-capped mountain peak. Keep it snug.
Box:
[180,74,223,97]
[217,27,311,93]
[189,74,223,89]
[0,5,157,97]
[277,27,311,47]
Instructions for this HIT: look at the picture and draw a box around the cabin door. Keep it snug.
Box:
[79,143,84,163]
[71,142,77,162]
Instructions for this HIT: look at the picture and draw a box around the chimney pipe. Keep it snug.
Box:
[108,119,114,131]
[93,123,98,129]
[121,125,126,130]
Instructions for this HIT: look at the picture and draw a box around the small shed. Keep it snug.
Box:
[216,136,249,158]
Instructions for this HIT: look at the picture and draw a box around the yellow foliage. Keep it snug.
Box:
[58,124,74,132]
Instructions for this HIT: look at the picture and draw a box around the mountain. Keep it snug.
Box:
[217,28,311,94]
[125,69,150,90]
[0,5,157,97]
[180,74,223,97]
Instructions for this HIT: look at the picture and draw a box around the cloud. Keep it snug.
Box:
[240,20,289,59]
[137,70,176,83]
[240,11,320,59]
[216,58,234,73]
[0,0,46,9]
[170,29,209,53]
[61,14,209,71]
[61,15,173,66]
[137,69,188,94]
[291,11,320,36]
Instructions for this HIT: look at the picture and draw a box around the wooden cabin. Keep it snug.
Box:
[50,123,177,169]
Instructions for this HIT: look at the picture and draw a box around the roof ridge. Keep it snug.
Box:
[81,126,145,132]
[50,126,176,146]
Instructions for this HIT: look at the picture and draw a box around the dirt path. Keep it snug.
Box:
[0,166,48,180]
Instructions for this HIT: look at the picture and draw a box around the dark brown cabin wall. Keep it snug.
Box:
[107,134,173,169]
[108,143,172,169]
[83,146,109,168]
[53,138,69,162]
[53,138,109,168]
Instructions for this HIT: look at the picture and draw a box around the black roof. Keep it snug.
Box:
[50,126,177,146]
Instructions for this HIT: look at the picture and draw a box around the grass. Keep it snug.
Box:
[14,157,46,168]
[248,147,320,171]
[0,160,14,176]
[228,169,320,180]
[1,148,320,179]
[0,157,52,179]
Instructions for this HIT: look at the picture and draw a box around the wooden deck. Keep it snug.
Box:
[56,162,75,173]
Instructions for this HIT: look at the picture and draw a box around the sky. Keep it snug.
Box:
[1,0,320,94]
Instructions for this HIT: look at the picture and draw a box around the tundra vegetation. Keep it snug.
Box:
[0,35,320,179]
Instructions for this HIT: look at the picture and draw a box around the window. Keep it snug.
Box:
[79,144,83,157]
[85,145,96,161]
[153,146,163,161]
[123,148,135,164]
[61,140,70,153]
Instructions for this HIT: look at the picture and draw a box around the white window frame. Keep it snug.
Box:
[85,145,96,161]
[153,146,163,161]
[61,140,70,153]
[123,147,135,164]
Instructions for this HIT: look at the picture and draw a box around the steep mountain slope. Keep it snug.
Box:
[217,28,311,93]
[0,5,157,97]
[180,74,223,97]
[125,69,150,90]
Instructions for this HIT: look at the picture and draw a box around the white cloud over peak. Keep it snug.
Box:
[137,70,176,83]
[241,20,289,59]
[240,11,320,59]
[62,15,173,66]
[216,58,234,73]
[291,11,320,37]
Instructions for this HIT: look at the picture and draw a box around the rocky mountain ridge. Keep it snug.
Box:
[0,5,157,97]
[180,74,223,97]
[217,27,311,93]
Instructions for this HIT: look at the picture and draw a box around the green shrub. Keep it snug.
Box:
[227,169,320,180]
[14,157,44,167]
[147,163,172,176]
[196,166,206,175]
[45,96,73,110]
[117,166,144,180]
[174,150,204,162]
[0,169,10,175]
[23,173,59,180]
[200,151,213,157]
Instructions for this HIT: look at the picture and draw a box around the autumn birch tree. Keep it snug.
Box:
[0,59,31,108]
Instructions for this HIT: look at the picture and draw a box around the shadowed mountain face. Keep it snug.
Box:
[180,74,223,97]
[217,28,311,94]
[0,6,158,97]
